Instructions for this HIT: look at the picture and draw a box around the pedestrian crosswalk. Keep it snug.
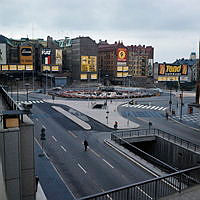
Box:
[172,113,200,125]
[17,100,45,105]
[122,103,168,111]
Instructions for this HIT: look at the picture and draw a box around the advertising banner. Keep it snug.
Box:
[18,65,25,70]
[26,65,33,70]
[56,49,62,65]
[52,66,59,71]
[20,46,33,65]
[117,48,127,62]
[81,56,97,72]
[42,65,51,71]
[0,43,6,64]
[80,74,87,80]
[2,65,8,70]
[117,62,127,66]
[42,48,51,65]
[158,76,179,81]
[9,65,17,70]
[158,64,188,75]
[91,74,97,80]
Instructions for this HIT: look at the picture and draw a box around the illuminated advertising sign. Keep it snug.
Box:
[158,76,178,81]
[80,74,87,80]
[9,65,17,70]
[56,49,62,65]
[52,66,59,71]
[26,65,33,70]
[42,48,51,65]
[0,43,6,64]
[117,48,127,62]
[91,74,97,80]
[18,65,25,70]
[81,56,97,72]
[20,46,33,65]
[158,64,188,75]
[42,65,51,71]
[2,65,8,70]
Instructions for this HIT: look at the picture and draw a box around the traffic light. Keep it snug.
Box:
[40,127,46,141]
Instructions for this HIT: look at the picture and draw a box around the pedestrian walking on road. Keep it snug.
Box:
[166,112,168,120]
[84,139,88,151]
[114,121,118,129]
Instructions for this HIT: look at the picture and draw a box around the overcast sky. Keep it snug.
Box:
[1,0,200,62]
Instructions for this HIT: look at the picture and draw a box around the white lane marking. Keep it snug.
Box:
[52,106,91,130]
[134,104,141,108]
[90,148,101,158]
[141,105,148,109]
[136,186,153,199]
[102,159,114,168]
[137,105,144,108]
[40,100,44,103]
[158,107,164,110]
[78,163,87,174]
[153,106,160,110]
[32,101,36,103]
[162,107,167,110]
[68,130,78,138]
[150,106,156,109]
[145,106,152,109]
[52,136,57,142]
[36,100,41,103]
[122,104,128,107]
[61,145,67,152]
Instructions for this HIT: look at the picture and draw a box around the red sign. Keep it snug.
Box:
[117,48,127,62]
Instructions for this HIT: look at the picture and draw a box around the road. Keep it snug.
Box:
[15,91,200,199]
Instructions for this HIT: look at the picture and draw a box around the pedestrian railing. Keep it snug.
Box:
[79,165,200,200]
[111,128,200,153]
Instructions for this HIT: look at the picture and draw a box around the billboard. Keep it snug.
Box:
[158,64,188,75]
[20,46,33,65]
[2,65,8,70]
[9,65,17,70]
[81,56,97,72]
[0,43,6,64]
[52,66,59,71]
[42,48,51,65]
[56,49,62,65]
[80,74,87,80]
[117,48,127,62]
[17,65,25,70]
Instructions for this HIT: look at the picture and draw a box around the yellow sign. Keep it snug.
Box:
[20,46,33,65]
[26,65,33,70]
[158,76,178,81]
[117,66,123,71]
[2,65,8,70]
[81,56,97,72]
[117,72,123,77]
[166,65,181,73]
[123,72,128,77]
[9,65,17,70]
[91,74,97,80]
[42,66,51,71]
[80,74,87,80]
[123,66,128,71]
[18,65,25,70]
[52,66,59,71]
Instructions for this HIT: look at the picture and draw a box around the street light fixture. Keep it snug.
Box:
[25,83,30,101]
[127,75,132,126]
[169,87,172,113]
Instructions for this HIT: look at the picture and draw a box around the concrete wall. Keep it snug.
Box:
[0,115,35,200]
[132,136,200,170]
[0,128,21,200]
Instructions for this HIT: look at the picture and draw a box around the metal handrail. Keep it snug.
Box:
[79,165,200,200]
[112,128,200,153]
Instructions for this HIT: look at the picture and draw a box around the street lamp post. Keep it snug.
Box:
[45,70,48,94]
[105,75,109,107]
[25,83,30,101]
[180,90,184,120]
[9,75,13,98]
[16,78,20,102]
[32,70,35,91]
[87,72,90,108]
[148,121,152,134]
[127,75,132,126]
[169,87,172,113]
